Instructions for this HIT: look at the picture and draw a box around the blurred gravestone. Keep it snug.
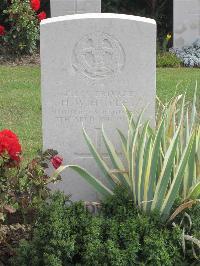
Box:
[174,0,200,48]
[50,0,101,17]
[40,13,156,201]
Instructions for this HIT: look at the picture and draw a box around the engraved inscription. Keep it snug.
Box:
[52,89,145,126]
[72,32,125,79]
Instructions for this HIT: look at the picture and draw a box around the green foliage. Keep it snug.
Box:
[0,0,39,55]
[190,204,200,240]
[13,190,197,265]
[173,203,200,261]
[157,52,182,68]
[66,92,200,221]
[0,149,61,224]
[82,217,140,266]
[12,192,93,265]
[0,0,8,25]
[142,227,183,265]
[157,91,200,201]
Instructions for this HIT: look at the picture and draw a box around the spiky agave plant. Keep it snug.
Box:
[157,88,200,201]
[65,92,199,221]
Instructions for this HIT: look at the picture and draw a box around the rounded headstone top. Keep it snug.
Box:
[41,13,156,26]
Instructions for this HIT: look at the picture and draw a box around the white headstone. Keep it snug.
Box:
[41,13,156,201]
[174,0,200,48]
[50,0,101,17]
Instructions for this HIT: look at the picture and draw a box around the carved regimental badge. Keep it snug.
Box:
[72,32,125,79]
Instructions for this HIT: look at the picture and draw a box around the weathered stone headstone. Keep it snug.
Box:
[50,0,101,17]
[40,14,156,201]
[174,0,200,48]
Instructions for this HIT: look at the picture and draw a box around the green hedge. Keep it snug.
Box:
[13,190,199,266]
[157,52,182,68]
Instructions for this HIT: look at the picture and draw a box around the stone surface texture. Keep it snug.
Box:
[174,0,200,48]
[40,13,156,201]
[50,0,101,17]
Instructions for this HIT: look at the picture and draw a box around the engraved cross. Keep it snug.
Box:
[75,128,105,158]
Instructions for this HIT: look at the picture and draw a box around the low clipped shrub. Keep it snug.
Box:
[13,190,200,266]
[190,204,200,241]
[157,52,181,68]
[12,192,93,266]
[170,39,200,68]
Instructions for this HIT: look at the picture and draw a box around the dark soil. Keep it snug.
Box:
[0,53,40,66]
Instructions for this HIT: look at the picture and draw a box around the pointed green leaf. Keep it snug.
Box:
[137,122,149,205]
[83,128,119,189]
[68,165,113,197]
[147,119,164,210]
[102,126,130,187]
[142,136,153,212]
[151,125,180,211]
[47,165,68,184]
[190,84,197,132]
[128,111,144,202]
[161,132,195,218]
[117,129,128,159]
[187,182,200,200]
[183,134,196,198]
[123,105,135,128]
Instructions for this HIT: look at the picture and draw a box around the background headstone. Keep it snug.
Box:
[174,0,200,48]
[50,0,101,17]
[41,14,156,201]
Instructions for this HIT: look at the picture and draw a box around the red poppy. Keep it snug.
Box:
[0,25,5,36]
[37,11,47,21]
[30,0,40,11]
[51,155,63,169]
[0,129,21,163]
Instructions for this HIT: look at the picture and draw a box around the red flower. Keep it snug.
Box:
[0,25,5,36]
[1,129,18,139]
[0,129,22,163]
[51,155,63,169]
[30,0,40,11]
[37,11,46,21]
